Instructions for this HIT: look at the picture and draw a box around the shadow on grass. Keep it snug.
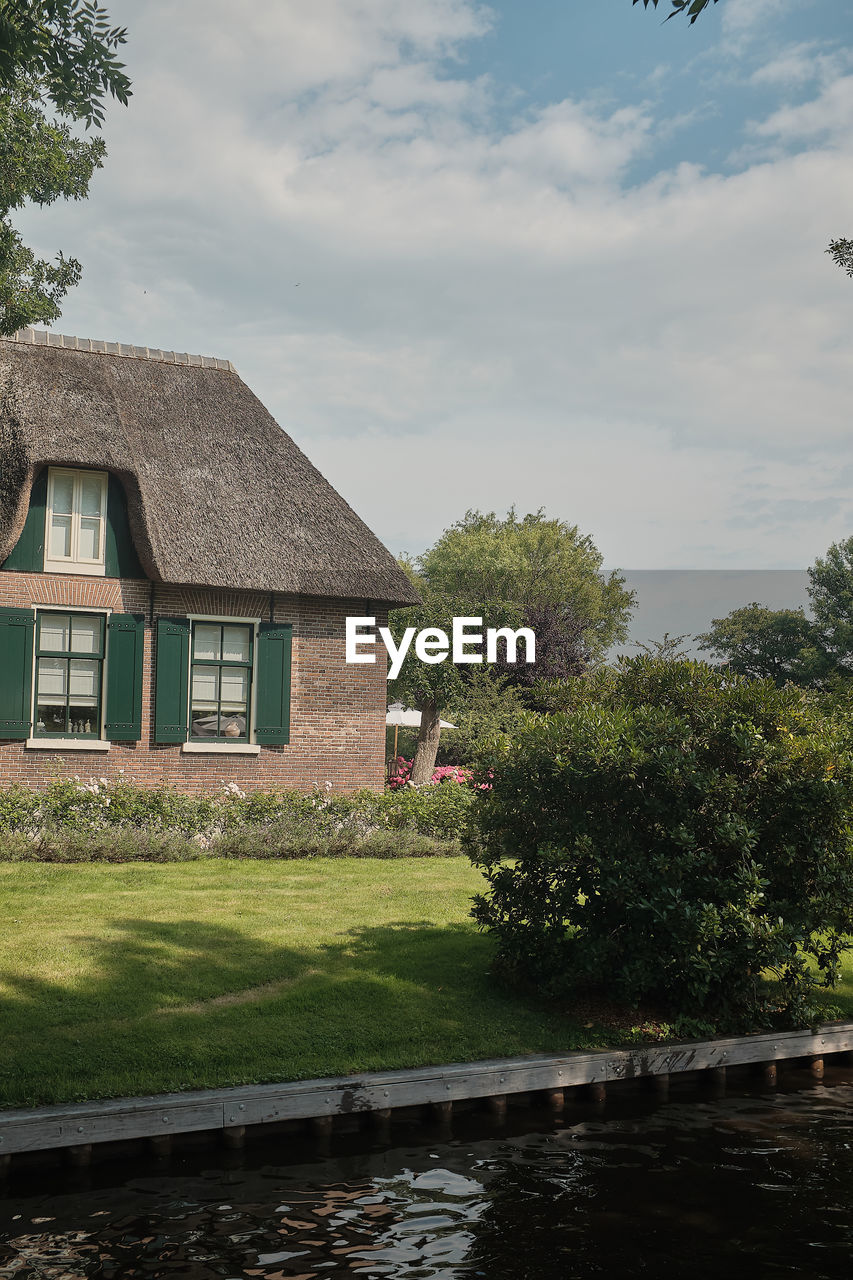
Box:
[0,917,609,1107]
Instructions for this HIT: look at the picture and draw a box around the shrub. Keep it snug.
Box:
[214,823,458,860]
[468,657,853,1032]
[0,828,202,862]
[387,758,473,788]
[0,777,474,860]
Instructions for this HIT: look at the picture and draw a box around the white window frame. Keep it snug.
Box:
[25,605,112,750]
[181,614,261,754]
[43,467,108,576]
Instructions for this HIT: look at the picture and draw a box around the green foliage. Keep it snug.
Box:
[0,1,130,126]
[0,75,108,331]
[696,603,829,687]
[0,777,474,859]
[692,537,853,688]
[633,631,692,660]
[420,508,633,660]
[808,537,853,677]
[440,667,526,765]
[468,657,853,1032]
[386,559,465,715]
[389,508,634,782]
[1,827,202,862]
[827,238,853,279]
[0,4,130,333]
[634,0,719,23]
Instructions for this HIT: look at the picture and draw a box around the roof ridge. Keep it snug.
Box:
[0,327,235,373]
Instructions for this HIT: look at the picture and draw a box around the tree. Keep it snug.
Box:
[634,0,719,24]
[696,603,828,687]
[493,599,592,687]
[0,1,131,126]
[808,536,853,676]
[0,2,131,334]
[421,509,632,659]
[440,667,527,767]
[386,563,467,784]
[633,631,692,660]
[826,239,853,279]
[389,510,634,782]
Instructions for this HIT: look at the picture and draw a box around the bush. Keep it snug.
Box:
[468,657,853,1032]
[214,823,458,860]
[0,828,203,862]
[0,777,474,860]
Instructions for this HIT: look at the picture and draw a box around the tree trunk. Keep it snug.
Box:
[410,697,442,784]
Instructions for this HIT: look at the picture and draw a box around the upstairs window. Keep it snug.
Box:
[44,468,108,575]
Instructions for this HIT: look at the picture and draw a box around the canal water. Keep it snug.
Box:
[2,1073,852,1278]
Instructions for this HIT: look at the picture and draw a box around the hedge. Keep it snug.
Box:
[0,777,475,861]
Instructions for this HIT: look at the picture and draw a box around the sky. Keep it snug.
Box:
[15,0,853,573]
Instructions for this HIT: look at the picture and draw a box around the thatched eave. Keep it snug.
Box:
[0,330,420,607]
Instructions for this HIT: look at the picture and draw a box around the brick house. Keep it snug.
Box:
[0,328,417,792]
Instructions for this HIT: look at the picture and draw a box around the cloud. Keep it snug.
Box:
[751,72,853,139]
[722,0,797,40]
[749,43,853,88]
[14,0,853,569]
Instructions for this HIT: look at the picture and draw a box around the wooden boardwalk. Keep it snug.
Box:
[2,1022,852,1164]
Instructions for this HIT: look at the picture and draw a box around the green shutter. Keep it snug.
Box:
[255,622,292,744]
[1,471,47,572]
[154,617,190,743]
[104,614,145,741]
[104,475,144,578]
[0,607,34,739]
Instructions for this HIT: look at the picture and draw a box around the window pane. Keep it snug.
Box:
[221,713,246,738]
[222,625,251,663]
[220,668,248,707]
[49,514,72,559]
[79,474,104,518]
[190,711,219,738]
[37,657,67,698]
[69,659,99,701]
[78,517,102,561]
[51,473,74,515]
[40,615,70,653]
[36,703,67,733]
[193,624,221,661]
[68,705,97,732]
[191,665,219,705]
[70,616,100,654]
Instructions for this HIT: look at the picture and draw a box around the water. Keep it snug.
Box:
[2,1075,853,1279]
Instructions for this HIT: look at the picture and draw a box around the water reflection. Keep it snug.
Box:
[2,1080,853,1279]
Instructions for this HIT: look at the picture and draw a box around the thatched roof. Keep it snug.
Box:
[0,329,419,605]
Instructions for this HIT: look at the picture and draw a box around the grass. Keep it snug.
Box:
[0,858,627,1109]
[4,858,853,1111]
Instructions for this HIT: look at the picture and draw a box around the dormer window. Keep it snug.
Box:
[44,468,108,575]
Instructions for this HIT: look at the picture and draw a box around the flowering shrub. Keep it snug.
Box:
[0,775,475,859]
[387,758,473,789]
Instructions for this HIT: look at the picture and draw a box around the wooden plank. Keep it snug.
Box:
[2,1022,852,1157]
[0,1098,224,1154]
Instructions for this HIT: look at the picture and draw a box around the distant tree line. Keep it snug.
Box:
[696,536,853,687]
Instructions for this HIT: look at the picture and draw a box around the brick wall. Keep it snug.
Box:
[0,571,389,793]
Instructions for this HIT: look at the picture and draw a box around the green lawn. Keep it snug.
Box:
[3,858,853,1111]
[0,858,620,1109]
